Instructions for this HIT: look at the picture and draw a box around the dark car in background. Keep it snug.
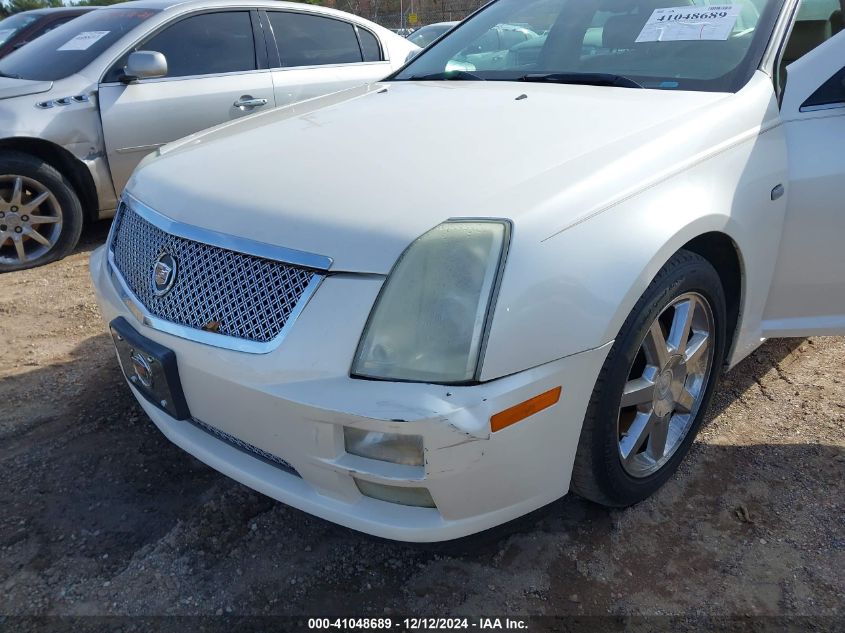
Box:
[0,7,93,59]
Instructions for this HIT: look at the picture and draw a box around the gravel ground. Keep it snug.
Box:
[1,223,843,628]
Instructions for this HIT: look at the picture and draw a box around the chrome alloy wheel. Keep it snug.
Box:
[617,292,715,478]
[0,175,63,267]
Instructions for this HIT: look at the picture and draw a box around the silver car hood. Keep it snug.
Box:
[0,77,54,101]
[127,81,729,274]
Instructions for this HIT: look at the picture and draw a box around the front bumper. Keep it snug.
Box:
[90,246,610,542]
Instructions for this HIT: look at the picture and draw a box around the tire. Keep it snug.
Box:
[0,151,84,273]
[571,249,727,507]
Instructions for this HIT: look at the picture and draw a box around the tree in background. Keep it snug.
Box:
[1,0,61,18]
[0,0,324,11]
[76,0,147,5]
[76,0,134,5]
[1,0,482,26]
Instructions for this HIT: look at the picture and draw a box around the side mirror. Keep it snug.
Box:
[121,51,167,83]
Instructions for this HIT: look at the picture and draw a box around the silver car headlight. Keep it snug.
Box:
[352,220,510,384]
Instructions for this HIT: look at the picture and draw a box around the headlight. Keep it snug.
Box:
[352,220,509,384]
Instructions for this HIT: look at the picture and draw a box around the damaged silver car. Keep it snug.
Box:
[0,0,417,271]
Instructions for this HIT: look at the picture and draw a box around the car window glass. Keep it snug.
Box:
[41,17,77,35]
[783,0,840,62]
[500,28,528,49]
[141,11,256,78]
[0,14,38,46]
[0,8,160,81]
[357,26,382,61]
[802,66,845,108]
[469,28,500,54]
[407,24,457,47]
[779,0,841,85]
[268,11,363,67]
[397,0,782,92]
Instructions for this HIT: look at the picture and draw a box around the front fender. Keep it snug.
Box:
[480,118,788,381]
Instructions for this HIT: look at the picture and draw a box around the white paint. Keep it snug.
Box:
[87,20,845,541]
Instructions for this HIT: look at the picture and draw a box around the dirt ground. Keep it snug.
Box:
[1,222,843,627]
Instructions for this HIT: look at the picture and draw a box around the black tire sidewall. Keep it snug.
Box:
[0,153,83,273]
[587,251,727,506]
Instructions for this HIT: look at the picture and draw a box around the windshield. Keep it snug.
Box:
[0,13,38,46]
[408,23,456,48]
[394,0,784,92]
[0,7,159,81]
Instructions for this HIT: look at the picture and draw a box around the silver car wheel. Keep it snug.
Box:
[0,175,64,267]
[617,292,716,478]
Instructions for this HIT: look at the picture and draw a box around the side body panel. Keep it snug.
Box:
[269,62,393,107]
[762,31,845,334]
[99,71,276,194]
[0,74,120,216]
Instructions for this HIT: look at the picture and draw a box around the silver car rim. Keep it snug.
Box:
[0,175,63,267]
[617,292,715,478]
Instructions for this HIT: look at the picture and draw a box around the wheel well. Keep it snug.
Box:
[681,232,743,363]
[0,137,99,223]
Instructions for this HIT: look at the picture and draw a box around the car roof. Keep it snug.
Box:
[99,0,384,22]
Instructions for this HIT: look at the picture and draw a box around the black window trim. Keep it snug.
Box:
[353,23,385,62]
[260,9,386,70]
[799,66,845,111]
[99,8,266,85]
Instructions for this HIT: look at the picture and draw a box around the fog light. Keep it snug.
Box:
[344,427,424,466]
[355,479,436,508]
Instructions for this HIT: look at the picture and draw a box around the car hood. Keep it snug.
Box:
[128,81,729,274]
[0,76,53,100]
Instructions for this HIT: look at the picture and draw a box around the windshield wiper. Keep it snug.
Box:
[0,71,23,79]
[519,73,643,89]
[409,70,486,81]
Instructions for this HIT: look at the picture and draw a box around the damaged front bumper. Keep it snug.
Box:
[90,246,610,542]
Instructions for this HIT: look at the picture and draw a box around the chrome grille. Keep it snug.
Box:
[109,203,318,344]
[190,418,299,477]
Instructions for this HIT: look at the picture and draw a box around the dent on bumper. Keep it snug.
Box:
[90,246,611,541]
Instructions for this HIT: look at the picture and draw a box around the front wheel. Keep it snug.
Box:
[0,152,84,273]
[571,250,727,507]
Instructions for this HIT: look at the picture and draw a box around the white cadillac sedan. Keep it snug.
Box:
[91,0,845,541]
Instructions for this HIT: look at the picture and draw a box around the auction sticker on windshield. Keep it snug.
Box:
[636,5,741,42]
[57,31,111,51]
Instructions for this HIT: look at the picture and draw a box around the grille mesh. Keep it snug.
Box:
[110,203,317,343]
[190,418,299,477]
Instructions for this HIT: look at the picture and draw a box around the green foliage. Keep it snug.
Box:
[1,0,61,18]
[75,0,132,6]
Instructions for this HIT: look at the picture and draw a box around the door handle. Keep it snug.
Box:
[234,95,268,110]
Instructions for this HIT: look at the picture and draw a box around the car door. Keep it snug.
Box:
[262,10,392,107]
[762,30,845,335]
[98,10,275,194]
